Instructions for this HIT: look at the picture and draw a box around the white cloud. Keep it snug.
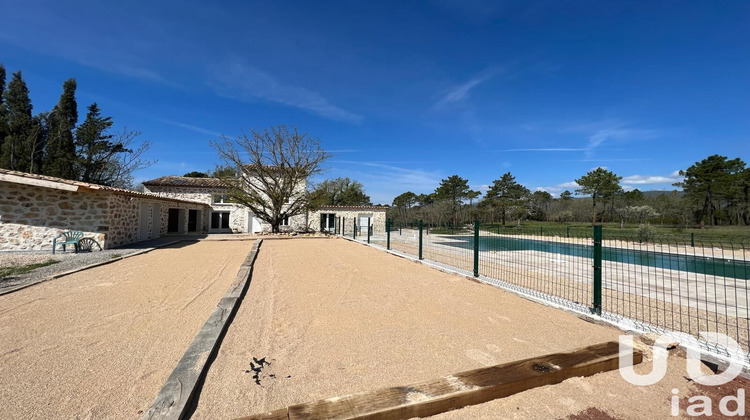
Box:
[325,161,443,205]
[155,119,223,137]
[497,148,585,152]
[208,60,363,123]
[535,181,580,197]
[435,72,495,108]
[564,121,661,156]
[621,174,682,185]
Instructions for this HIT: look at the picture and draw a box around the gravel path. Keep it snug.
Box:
[0,240,253,419]
[0,236,204,291]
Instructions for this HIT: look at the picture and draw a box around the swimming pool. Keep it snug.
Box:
[438,236,750,280]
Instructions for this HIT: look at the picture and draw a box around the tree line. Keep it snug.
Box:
[389,154,750,228]
[0,65,153,187]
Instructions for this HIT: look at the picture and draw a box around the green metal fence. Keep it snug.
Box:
[346,219,750,363]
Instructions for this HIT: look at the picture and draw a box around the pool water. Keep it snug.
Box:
[439,236,750,280]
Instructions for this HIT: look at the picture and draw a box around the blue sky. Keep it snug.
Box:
[1,0,748,204]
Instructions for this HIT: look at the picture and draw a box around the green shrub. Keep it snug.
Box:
[637,224,656,243]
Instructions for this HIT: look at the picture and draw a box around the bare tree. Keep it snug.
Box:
[211,125,331,233]
[83,128,156,188]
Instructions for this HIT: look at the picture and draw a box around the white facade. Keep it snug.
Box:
[142,178,307,233]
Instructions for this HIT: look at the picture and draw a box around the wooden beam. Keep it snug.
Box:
[142,240,263,420]
[237,341,639,420]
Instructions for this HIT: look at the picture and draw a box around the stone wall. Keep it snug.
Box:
[0,182,212,251]
[307,208,387,234]
[105,194,140,248]
[0,183,109,251]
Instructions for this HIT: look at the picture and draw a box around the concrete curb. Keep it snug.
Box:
[142,239,263,420]
[0,240,184,297]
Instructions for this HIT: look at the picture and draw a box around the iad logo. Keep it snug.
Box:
[619,333,746,417]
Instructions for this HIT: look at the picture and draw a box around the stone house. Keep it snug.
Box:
[0,169,211,251]
[143,177,389,236]
[308,205,389,235]
[142,176,307,233]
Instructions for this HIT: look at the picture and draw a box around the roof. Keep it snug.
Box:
[142,176,229,188]
[0,169,208,206]
[316,205,389,211]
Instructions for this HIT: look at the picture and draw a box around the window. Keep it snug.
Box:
[211,211,231,230]
[213,194,236,204]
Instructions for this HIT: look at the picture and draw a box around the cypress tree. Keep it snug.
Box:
[44,78,77,179]
[0,65,7,155]
[0,71,34,172]
[28,112,49,174]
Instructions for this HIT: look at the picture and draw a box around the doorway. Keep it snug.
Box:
[167,208,180,233]
[188,210,198,232]
[320,213,336,232]
[210,211,231,232]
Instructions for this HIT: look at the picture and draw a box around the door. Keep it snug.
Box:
[151,204,161,238]
[358,213,372,235]
[187,210,198,232]
[167,208,180,233]
[139,203,150,241]
[320,213,336,232]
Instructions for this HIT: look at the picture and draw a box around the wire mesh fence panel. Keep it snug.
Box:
[337,221,750,361]
[477,226,594,310]
[600,236,750,359]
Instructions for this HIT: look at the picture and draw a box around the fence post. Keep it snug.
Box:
[593,225,603,315]
[473,220,479,277]
[540,226,543,236]
[497,226,500,235]
[691,232,695,247]
[353,219,357,239]
[566,226,570,238]
[367,217,371,244]
[386,219,391,250]
[418,219,423,260]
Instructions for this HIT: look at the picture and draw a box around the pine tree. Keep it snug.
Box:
[44,78,77,179]
[674,155,746,227]
[575,167,622,225]
[0,71,34,172]
[484,172,530,226]
[75,103,125,183]
[433,175,472,226]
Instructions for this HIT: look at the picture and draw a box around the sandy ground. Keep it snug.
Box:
[185,238,736,420]
[382,233,750,357]
[0,240,253,419]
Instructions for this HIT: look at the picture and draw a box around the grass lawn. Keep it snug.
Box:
[0,260,59,281]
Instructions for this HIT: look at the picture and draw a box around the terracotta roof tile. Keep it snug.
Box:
[316,205,389,210]
[0,169,208,206]
[141,176,229,188]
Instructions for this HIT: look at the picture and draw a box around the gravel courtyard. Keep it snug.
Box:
[0,240,253,419]
[189,238,725,420]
